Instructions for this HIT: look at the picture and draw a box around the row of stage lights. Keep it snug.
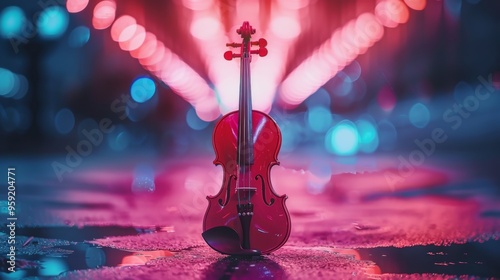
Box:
[63,0,428,120]
[279,0,426,106]
[0,0,431,156]
[0,0,455,120]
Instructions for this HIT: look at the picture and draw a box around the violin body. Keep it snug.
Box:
[203,110,290,254]
[202,21,290,255]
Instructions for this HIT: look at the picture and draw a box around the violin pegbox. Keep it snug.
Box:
[224,21,268,61]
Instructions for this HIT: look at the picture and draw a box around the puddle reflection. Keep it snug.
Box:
[203,256,285,280]
[0,243,173,279]
[357,240,500,277]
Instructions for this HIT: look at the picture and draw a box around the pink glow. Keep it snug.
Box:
[377,86,397,112]
[117,24,138,43]
[278,7,396,106]
[132,33,157,59]
[139,42,165,67]
[66,0,89,13]
[270,17,301,40]
[92,1,116,30]
[119,25,146,51]
[404,0,427,11]
[182,0,214,11]
[190,17,221,40]
[147,50,173,74]
[375,0,410,28]
[111,15,136,42]
[276,0,311,10]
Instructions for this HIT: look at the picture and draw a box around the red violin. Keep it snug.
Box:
[202,22,291,255]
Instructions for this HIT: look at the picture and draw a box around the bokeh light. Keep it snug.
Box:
[404,0,427,11]
[306,106,332,133]
[270,17,301,39]
[68,26,90,47]
[131,76,156,103]
[279,12,385,106]
[108,126,130,151]
[375,0,410,28]
[186,107,209,130]
[111,15,136,42]
[409,102,430,128]
[12,74,29,100]
[93,1,116,30]
[327,71,353,97]
[54,108,75,134]
[66,0,89,13]
[182,0,214,10]
[190,17,222,40]
[377,86,397,112]
[277,0,311,10]
[0,6,25,39]
[0,68,16,97]
[356,119,379,153]
[37,6,69,39]
[325,120,360,156]
[119,24,146,51]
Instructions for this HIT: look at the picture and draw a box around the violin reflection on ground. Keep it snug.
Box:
[203,256,285,280]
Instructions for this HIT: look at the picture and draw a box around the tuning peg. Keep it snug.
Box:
[252,38,267,48]
[250,47,268,57]
[224,51,241,61]
[226,42,241,48]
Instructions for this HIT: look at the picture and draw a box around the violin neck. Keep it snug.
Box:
[237,41,254,166]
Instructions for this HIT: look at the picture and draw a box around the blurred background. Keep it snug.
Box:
[1,1,500,278]
[0,0,500,182]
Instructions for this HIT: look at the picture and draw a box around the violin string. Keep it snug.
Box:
[245,40,253,204]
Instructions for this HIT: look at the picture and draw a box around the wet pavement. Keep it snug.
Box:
[1,153,500,279]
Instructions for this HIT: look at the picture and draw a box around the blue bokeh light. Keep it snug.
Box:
[305,87,331,108]
[0,68,16,97]
[306,106,332,133]
[329,71,353,97]
[54,108,75,134]
[0,6,25,39]
[343,60,361,82]
[68,26,90,47]
[186,107,209,130]
[37,6,69,39]
[356,119,379,153]
[325,120,360,156]
[131,77,156,103]
[409,102,430,128]
[108,126,130,151]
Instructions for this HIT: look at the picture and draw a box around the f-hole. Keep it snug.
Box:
[218,175,236,207]
[255,174,275,206]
